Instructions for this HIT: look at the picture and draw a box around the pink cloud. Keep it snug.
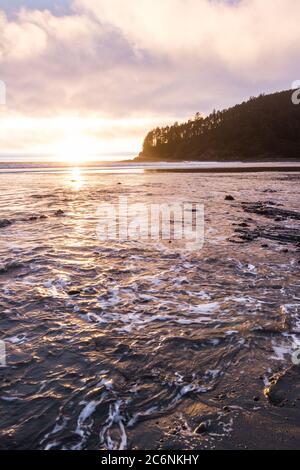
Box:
[0,0,299,154]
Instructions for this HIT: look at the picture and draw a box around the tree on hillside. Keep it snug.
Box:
[139,90,300,162]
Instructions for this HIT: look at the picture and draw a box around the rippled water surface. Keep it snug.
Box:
[0,167,299,450]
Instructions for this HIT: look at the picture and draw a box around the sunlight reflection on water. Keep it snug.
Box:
[69,167,84,191]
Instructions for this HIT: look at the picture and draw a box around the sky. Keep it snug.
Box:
[0,0,299,161]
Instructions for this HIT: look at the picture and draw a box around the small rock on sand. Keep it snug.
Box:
[68,288,82,296]
[0,219,12,228]
[55,209,65,217]
[223,406,231,412]
[264,365,300,407]
[195,422,210,434]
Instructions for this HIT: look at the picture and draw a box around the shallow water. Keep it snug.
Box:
[0,167,299,450]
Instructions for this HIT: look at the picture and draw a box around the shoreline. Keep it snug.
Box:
[144,165,300,174]
[0,161,300,175]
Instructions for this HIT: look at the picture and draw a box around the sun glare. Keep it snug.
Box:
[55,135,99,163]
[69,167,84,190]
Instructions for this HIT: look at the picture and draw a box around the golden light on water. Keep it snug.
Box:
[68,167,84,190]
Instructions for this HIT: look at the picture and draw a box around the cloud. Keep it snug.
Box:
[75,0,300,73]
[0,10,47,60]
[0,0,300,155]
[0,1,299,115]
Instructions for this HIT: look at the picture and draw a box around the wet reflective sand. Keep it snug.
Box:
[0,168,299,450]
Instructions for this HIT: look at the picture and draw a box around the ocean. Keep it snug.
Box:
[0,163,299,449]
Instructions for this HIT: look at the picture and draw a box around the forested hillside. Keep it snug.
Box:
[136,90,300,162]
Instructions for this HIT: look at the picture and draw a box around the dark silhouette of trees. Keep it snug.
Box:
[137,90,300,162]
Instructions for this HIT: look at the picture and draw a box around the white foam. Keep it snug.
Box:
[271,342,293,361]
[189,302,220,315]
[5,334,27,344]
[128,406,159,427]
[99,400,127,451]
[75,399,103,438]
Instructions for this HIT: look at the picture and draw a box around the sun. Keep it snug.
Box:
[55,134,99,163]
